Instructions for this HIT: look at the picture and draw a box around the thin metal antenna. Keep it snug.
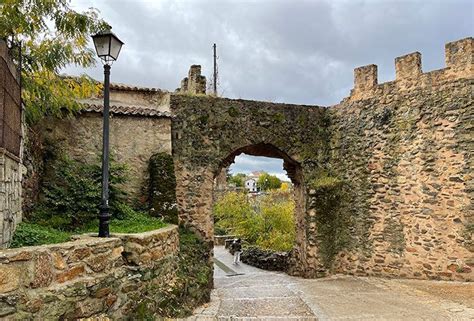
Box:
[213,43,218,96]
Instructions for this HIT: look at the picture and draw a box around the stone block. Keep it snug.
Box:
[56,265,85,283]
[0,265,20,293]
[445,37,473,70]
[354,64,378,91]
[395,52,422,80]
[30,252,53,288]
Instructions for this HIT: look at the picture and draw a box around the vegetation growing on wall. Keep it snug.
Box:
[214,191,296,251]
[148,152,178,224]
[12,141,168,247]
[31,153,128,230]
[308,174,351,268]
[132,228,212,319]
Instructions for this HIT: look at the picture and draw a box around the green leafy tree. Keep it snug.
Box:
[213,190,296,251]
[0,0,110,123]
[257,172,282,191]
[227,173,246,187]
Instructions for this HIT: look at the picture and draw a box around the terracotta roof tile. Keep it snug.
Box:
[80,103,172,118]
[109,83,166,92]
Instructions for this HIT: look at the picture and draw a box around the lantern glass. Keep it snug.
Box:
[93,35,111,58]
[92,31,123,63]
[109,35,123,60]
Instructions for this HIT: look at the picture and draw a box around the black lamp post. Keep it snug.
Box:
[92,30,124,237]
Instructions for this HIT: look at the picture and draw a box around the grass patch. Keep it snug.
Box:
[10,210,167,248]
[9,222,72,248]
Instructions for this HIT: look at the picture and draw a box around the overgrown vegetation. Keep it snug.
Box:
[11,145,167,247]
[10,222,71,247]
[132,228,212,318]
[30,153,129,230]
[0,0,110,123]
[148,152,178,224]
[214,190,295,251]
[308,174,350,267]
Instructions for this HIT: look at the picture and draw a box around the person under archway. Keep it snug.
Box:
[231,238,242,264]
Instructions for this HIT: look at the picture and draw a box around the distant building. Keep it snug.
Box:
[244,178,258,193]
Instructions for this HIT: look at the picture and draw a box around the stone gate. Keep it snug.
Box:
[170,37,473,279]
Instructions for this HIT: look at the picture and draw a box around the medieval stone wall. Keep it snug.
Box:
[0,225,179,319]
[169,37,473,281]
[324,37,473,281]
[170,93,329,273]
[39,112,172,204]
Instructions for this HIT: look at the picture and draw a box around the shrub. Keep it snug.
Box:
[31,154,129,230]
[213,190,296,252]
[148,153,178,224]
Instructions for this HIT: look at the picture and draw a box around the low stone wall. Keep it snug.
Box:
[240,247,289,272]
[0,225,179,320]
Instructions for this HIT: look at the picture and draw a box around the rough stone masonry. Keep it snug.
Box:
[22,37,473,281]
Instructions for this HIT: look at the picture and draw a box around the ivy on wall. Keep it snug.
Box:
[148,152,178,224]
[29,138,130,230]
[308,175,351,268]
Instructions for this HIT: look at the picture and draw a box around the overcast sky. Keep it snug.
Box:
[68,0,473,180]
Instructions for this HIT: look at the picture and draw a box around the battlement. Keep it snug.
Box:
[177,65,206,95]
[349,37,473,101]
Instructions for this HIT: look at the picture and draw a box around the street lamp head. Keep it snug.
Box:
[92,29,124,64]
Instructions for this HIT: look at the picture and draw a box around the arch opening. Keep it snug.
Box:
[212,143,306,274]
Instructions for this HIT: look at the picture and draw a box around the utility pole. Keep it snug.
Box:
[213,43,217,96]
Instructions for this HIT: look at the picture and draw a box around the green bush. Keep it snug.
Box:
[213,191,296,251]
[31,154,129,230]
[148,153,178,224]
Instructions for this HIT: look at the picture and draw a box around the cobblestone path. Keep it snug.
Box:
[188,246,474,320]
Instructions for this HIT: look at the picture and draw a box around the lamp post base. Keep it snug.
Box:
[98,204,111,237]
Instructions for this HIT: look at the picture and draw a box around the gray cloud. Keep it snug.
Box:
[68,0,473,175]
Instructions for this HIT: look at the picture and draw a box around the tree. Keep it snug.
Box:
[257,172,282,191]
[0,0,110,123]
[213,190,295,251]
[227,173,246,187]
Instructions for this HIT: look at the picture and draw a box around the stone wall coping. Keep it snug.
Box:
[0,235,121,258]
[0,225,177,257]
[348,37,473,102]
[113,224,178,240]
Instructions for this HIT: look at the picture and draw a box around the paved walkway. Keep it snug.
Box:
[188,246,474,320]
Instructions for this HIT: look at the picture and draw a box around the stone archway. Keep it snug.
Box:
[169,96,328,276]
[214,143,308,274]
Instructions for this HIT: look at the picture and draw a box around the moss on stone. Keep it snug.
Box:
[308,174,351,268]
[148,153,178,224]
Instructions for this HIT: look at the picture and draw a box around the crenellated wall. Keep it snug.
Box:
[324,37,473,281]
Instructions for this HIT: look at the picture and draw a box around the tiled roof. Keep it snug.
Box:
[109,83,166,92]
[79,102,172,118]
